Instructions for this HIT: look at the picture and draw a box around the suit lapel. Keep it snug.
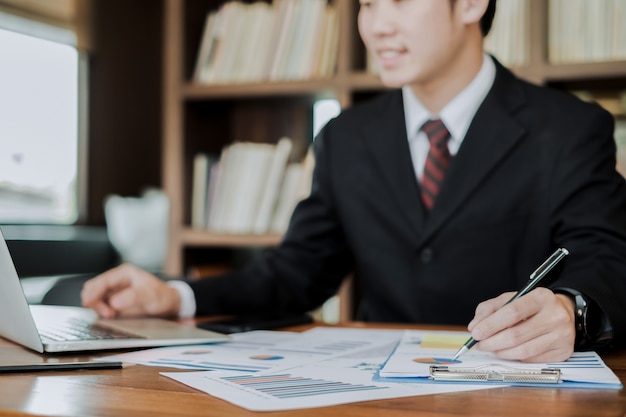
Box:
[356,63,529,245]
[419,63,528,244]
[360,90,427,239]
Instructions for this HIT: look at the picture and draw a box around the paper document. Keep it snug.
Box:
[161,327,492,411]
[98,331,306,371]
[377,330,623,389]
[99,328,405,373]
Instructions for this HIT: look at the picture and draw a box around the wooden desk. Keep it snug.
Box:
[1,322,625,417]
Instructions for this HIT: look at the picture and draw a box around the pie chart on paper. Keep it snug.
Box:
[412,357,462,365]
[249,354,285,361]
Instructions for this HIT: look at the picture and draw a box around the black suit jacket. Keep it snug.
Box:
[191,60,626,347]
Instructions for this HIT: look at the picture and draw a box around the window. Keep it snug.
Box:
[0,15,84,224]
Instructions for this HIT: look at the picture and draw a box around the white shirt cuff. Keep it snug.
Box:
[166,280,196,319]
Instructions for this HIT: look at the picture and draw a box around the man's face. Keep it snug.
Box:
[358,0,468,90]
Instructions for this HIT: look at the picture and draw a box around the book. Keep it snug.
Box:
[269,0,299,81]
[613,0,626,59]
[284,0,322,80]
[207,144,237,231]
[484,0,528,67]
[243,2,274,82]
[226,143,275,233]
[318,5,339,78]
[269,162,304,234]
[199,2,233,83]
[258,0,285,80]
[229,3,265,83]
[212,142,247,232]
[206,142,287,233]
[215,2,247,83]
[253,137,293,234]
[298,0,326,80]
[297,146,315,200]
[615,119,626,178]
[193,11,218,83]
[205,2,243,83]
[205,160,222,228]
[191,153,210,228]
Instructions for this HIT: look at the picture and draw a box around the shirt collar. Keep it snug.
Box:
[403,54,496,147]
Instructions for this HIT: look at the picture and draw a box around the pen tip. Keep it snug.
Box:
[452,346,468,361]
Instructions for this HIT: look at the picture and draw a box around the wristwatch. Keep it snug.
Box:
[554,288,609,349]
[570,291,589,346]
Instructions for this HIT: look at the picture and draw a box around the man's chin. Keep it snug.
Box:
[377,72,410,89]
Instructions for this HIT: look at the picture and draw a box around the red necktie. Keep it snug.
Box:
[421,119,451,210]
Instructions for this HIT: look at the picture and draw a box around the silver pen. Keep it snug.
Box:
[452,247,570,361]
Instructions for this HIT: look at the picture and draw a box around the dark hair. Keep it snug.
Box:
[451,0,497,37]
[480,0,497,37]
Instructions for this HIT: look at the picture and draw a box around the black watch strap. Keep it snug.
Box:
[553,288,613,350]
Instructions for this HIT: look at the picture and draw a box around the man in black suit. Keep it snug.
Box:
[82,0,626,362]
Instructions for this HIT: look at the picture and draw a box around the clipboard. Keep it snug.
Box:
[429,364,561,384]
[374,330,623,389]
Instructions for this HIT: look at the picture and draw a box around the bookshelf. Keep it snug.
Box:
[161,0,626,282]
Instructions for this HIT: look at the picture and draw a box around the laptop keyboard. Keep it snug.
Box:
[39,317,143,342]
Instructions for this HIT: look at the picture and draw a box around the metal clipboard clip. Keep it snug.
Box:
[429,363,561,384]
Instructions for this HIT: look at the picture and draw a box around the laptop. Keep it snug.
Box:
[0,230,230,353]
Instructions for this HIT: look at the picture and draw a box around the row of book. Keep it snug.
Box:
[465,0,626,66]
[191,138,314,234]
[192,0,339,84]
[366,0,626,71]
[484,0,528,67]
[549,0,626,64]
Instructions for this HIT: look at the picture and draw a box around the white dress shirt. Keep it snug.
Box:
[402,54,496,182]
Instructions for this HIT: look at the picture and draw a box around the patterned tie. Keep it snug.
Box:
[420,119,451,210]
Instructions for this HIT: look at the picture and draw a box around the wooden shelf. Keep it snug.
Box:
[162,0,626,275]
[180,228,283,247]
[183,72,389,99]
[337,71,386,91]
[181,59,626,101]
[542,60,626,82]
[183,78,339,100]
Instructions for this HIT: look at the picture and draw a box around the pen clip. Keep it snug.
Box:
[529,248,569,280]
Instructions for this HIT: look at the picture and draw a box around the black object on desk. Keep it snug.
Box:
[197,313,314,334]
[0,361,124,373]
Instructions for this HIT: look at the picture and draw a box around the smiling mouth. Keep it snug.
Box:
[379,50,402,58]
[377,49,405,67]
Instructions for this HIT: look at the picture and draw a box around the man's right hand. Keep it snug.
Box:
[81,263,181,318]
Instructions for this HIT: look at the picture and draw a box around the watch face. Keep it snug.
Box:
[575,293,587,332]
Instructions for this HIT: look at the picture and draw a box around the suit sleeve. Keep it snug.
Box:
[189,122,355,316]
[548,105,626,348]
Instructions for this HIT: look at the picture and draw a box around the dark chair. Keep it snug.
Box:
[3,225,120,306]
[39,274,96,306]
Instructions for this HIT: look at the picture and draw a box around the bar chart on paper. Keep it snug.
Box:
[222,373,387,399]
[160,328,495,411]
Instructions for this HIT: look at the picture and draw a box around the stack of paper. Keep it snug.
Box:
[97,327,623,412]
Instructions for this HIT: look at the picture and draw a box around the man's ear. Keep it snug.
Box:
[453,0,490,26]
